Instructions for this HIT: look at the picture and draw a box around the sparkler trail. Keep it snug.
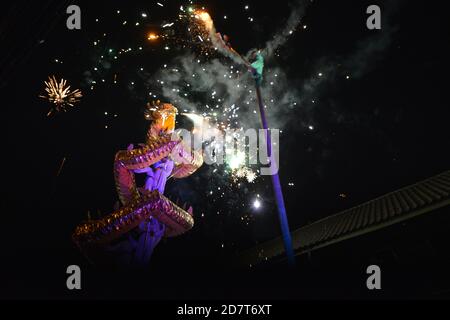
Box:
[56,157,67,177]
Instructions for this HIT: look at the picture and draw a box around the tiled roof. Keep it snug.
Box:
[239,170,450,266]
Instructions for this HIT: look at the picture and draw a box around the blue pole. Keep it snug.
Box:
[255,83,296,266]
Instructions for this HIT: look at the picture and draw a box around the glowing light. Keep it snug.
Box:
[147,32,159,41]
[253,199,261,209]
[228,151,246,170]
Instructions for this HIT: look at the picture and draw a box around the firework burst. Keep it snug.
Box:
[39,75,82,116]
[232,166,257,183]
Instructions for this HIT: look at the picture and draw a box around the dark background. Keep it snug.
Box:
[1,0,449,299]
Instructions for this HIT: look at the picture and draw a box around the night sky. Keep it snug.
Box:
[1,0,450,298]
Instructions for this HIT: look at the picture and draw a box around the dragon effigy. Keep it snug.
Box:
[72,101,203,267]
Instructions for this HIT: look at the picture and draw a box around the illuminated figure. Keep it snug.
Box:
[73,101,203,267]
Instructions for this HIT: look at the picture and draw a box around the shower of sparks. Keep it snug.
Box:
[194,10,214,31]
[182,113,259,184]
[176,8,217,55]
[233,166,257,183]
[76,2,306,232]
[39,75,82,116]
[227,150,258,184]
